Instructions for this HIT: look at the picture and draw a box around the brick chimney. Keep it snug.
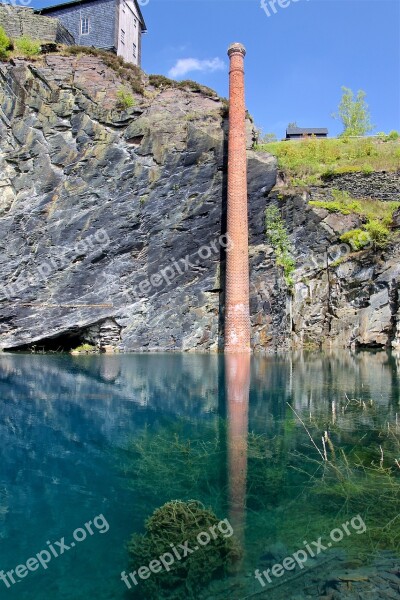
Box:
[224,42,251,353]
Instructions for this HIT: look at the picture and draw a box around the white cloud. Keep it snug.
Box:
[168,57,225,79]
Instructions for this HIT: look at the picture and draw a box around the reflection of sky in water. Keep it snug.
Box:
[0,351,398,599]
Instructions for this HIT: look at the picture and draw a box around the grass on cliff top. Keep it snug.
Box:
[256,136,400,185]
[148,74,218,98]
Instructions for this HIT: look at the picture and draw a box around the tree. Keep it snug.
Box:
[287,121,297,129]
[334,86,373,137]
[260,132,277,144]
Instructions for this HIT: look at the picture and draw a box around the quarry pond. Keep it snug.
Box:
[0,351,399,600]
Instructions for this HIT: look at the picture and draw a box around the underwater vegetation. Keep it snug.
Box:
[126,500,242,599]
[119,396,399,596]
[286,398,400,558]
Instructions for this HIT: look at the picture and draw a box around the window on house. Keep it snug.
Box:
[121,29,125,44]
[80,17,90,35]
[122,0,126,12]
[132,42,137,58]
[134,17,137,28]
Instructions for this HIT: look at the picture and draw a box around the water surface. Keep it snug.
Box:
[0,351,399,599]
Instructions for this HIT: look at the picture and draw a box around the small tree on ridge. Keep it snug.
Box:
[334,86,373,137]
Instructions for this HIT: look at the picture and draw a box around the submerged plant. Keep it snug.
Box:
[287,398,400,557]
[119,421,226,515]
[126,500,241,599]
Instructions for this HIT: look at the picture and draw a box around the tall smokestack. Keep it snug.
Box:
[225,43,251,353]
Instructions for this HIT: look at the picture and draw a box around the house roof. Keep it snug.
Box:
[38,0,147,31]
[286,127,328,135]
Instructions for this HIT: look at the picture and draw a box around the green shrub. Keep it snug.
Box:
[387,130,399,141]
[149,74,176,88]
[340,229,371,251]
[70,343,97,354]
[14,36,41,57]
[0,26,11,60]
[265,205,295,288]
[362,164,374,174]
[116,88,135,109]
[365,219,391,247]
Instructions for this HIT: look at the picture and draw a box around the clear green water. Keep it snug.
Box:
[0,352,399,599]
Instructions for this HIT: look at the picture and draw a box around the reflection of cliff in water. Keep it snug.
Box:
[250,350,399,432]
[0,351,398,599]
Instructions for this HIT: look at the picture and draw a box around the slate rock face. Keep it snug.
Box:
[0,54,399,353]
[275,190,400,350]
[0,54,277,352]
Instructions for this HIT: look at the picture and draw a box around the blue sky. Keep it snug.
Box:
[34,0,400,138]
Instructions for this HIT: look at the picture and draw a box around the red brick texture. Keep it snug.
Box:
[225,43,251,353]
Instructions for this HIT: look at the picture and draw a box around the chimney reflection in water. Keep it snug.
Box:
[225,353,250,546]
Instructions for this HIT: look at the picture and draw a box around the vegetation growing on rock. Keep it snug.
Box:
[265,205,295,288]
[310,190,400,249]
[116,88,136,109]
[340,228,372,251]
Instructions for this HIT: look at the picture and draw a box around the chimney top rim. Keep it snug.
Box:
[227,43,246,57]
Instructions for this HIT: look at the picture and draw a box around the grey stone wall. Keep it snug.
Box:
[314,171,400,202]
[41,0,117,51]
[0,6,75,44]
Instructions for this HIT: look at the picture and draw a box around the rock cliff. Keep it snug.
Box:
[0,53,399,352]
